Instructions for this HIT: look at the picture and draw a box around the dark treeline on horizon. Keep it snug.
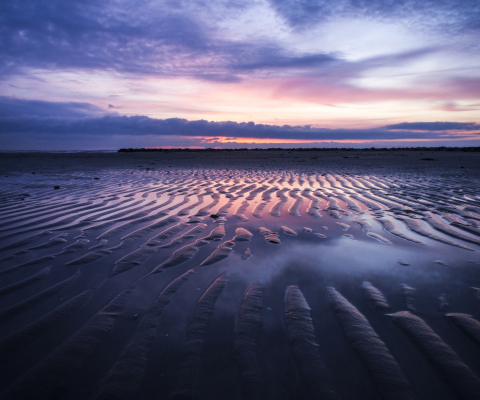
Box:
[118,146,480,153]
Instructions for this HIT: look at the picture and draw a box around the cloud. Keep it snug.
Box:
[0,0,343,82]
[1,0,463,86]
[1,98,478,146]
[233,52,338,71]
[384,122,479,131]
[264,72,480,106]
[267,0,480,32]
[1,2,478,150]
[0,96,106,118]
[438,102,480,112]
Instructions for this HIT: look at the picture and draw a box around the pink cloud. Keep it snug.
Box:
[238,76,480,106]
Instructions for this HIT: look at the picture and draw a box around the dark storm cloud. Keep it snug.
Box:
[1,98,478,142]
[268,0,480,31]
[385,122,480,131]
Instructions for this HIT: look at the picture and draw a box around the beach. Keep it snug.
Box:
[0,149,479,400]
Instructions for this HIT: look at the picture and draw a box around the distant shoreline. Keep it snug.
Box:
[118,146,480,153]
[1,146,479,154]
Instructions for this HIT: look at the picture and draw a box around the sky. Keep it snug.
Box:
[1,0,480,150]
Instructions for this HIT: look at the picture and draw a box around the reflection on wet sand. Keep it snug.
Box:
[0,151,479,399]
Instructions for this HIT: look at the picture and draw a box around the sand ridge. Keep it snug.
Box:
[0,150,479,399]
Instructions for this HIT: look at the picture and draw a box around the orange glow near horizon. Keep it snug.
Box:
[136,135,480,149]
[146,146,207,149]
[211,136,478,145]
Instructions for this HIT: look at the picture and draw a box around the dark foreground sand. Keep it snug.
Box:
[0,150,479,400]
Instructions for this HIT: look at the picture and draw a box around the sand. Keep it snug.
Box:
[0,149,479,399]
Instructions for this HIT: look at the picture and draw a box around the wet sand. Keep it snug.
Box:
[0,150,479,399]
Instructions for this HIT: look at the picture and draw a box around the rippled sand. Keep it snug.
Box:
[0,150,479,400]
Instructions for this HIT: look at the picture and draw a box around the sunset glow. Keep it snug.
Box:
[1,0,479,149]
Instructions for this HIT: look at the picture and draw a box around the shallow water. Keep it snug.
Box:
[0,152,480,399]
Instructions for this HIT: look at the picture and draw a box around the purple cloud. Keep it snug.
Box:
[0,96,105,118]
[1,0,470,84]
[384,122,479,131]
[268,0,480,32]
[0,0,344,82]
[1,98,478,145]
